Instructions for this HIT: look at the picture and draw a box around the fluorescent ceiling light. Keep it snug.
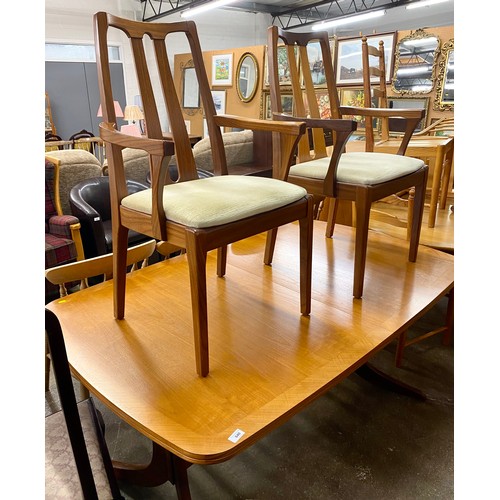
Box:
[312,10,386,31]
[181,0,240,19]
[406,0,449,10]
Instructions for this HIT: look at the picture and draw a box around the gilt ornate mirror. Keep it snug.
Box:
[392,28,441,95]
[434,38,454,111]
[236,52,259,102]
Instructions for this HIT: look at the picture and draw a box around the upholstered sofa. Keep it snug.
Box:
[168,129,273,177]
[102,147,152,185]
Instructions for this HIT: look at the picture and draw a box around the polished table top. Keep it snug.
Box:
[46,221,454,465]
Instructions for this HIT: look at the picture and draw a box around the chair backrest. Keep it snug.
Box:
[361,36,389,143]
[267,26,423,159]
[94,12,228,199]
[45,308,124,499]
[267,26,342,165]
[45,239,156,296]
[70,129,95,142]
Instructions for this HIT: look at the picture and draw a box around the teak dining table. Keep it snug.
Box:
[46,221,454,497]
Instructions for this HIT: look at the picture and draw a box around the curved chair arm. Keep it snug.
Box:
[214,114,306,180]
[48,215,85,261]
[339,106,425,154]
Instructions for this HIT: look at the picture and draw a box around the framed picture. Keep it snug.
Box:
[182,66,200,109]
[387,96,429,133]
[301,90,332,119]
[340,88,378,131]
[336,33,396,86]
[262,91,294,120]
[302,38,335,88]
[264,45,297,87]
[211,90,226,115]
[212,53,233,86]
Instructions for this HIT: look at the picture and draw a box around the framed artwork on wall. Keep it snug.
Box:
[182,66,200,108]
[264,45,298,87]
[301,38,335,88]
[336,33,396,86]
[340,87,378,131]
[211,90,226,115]
[212,53,233,86]
[261,91,294,120]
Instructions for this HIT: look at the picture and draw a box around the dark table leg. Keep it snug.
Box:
[113,441,192,498]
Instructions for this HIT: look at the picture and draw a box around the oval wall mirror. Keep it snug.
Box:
[434,38,454,111]
[236,52,259,102]
[392,28,441,95]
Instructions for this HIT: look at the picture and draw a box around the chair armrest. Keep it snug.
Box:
[69,193,106,259]
[339,106,425,155]
[214,114,306,180]
[99,122,176,241]
[48,215,85,261]
[48,215,80,239]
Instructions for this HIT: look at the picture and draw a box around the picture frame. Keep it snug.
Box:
[182,66,200,109]
[263,45,297,87]
[387,96,429,133]
[301,38,336,88]
[301,90,332,119]
[262,90,294,120]
[340,88,377,131]
[336,33,396,86]
[212,53,233,86]
[211,90,226,115]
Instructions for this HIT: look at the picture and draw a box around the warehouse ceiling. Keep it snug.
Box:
[139,0,453,30]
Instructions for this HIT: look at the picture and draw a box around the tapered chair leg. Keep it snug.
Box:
[299,196,314,316]
[408,170,428,262]
[325,196,338,238]
[113,225,130,320]
[264,227,278,265]
[353,191,372,299]
[216,245,227,278]
[185,230,209,377]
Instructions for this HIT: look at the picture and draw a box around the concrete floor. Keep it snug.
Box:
[46,294,453,499]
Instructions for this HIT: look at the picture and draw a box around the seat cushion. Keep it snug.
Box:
[121,175,307,228]
[289,152,425,185]
[45,400,113,499]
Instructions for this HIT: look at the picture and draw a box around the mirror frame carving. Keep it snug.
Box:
[236,52,259,103]
[391,28,441,96]
[434,38,454,111]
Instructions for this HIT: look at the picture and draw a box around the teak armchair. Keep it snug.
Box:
[94,12,313,377]
[266,26,429,298]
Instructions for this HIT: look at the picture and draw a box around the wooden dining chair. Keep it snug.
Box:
[266,26,429,299]
[45,308,124,499]
[45,239,157,394]
[93,12,313,377]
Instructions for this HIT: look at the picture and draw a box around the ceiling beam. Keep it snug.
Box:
[140,0,417,25]
[272,0,416,30]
